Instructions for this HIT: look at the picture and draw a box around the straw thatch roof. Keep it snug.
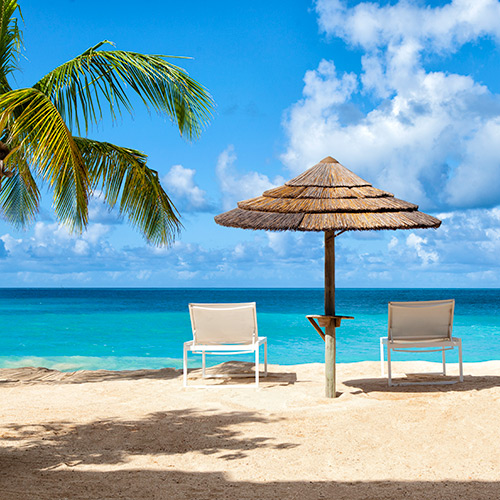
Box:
[214,156,441,232]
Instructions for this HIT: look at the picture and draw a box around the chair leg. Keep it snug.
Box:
[202,351,206,378]
[380,338,385,376]
[255,345,259,388]
[387,346,392,386]
[264,340,268,377]
[458,339,464,382]
[442,348,446,376]
[183,344,188,387]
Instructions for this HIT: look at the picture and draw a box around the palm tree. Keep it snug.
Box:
[0,0,214,246]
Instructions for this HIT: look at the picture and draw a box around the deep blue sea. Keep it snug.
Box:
[0,288,498,371]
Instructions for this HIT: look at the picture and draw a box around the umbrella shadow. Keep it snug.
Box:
[343,374,500,394]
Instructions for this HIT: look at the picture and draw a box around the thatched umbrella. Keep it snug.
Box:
[214,156,441,398]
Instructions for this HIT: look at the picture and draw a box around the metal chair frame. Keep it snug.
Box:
[184,303,267,388]
[380,299,463,386]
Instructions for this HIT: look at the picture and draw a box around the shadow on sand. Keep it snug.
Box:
[0,366,181,385]
[0,408,496,499]
[185,361,297,386]
[0,361,297,387]
[343,373,500,394]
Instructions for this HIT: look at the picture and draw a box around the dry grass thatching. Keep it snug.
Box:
[214,156,441,232]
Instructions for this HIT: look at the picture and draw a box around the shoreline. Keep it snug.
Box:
[1,360,499,498]
[0,356,484,373]
[2,286,500,289]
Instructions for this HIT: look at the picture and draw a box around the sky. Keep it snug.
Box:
[1,0,500,288]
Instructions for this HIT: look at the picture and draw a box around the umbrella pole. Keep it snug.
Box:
[324,230,336,398]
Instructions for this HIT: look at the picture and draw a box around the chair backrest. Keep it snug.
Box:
[189,303,258,345]
[388,299,454,341]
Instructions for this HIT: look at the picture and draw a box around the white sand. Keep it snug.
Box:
[0,361,499,499]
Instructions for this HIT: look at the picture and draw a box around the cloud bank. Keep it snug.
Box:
[282,0,500,210]
[3,204,500,287]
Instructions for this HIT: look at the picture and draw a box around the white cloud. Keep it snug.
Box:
[445,118,500,206]
[29,222,111,257]
[0,234,21,254]
[88,195,123,225]
[33,222,72,247]
[83,223,110,245]
[266,232,311,259]
[267,232,290,257]
[303,59,357,107]
[388,236,398,250]
[136,269,152,280]
[177,270,199,280]
[216,145,285,210]
[73,240,89,256]
[282,0,500,211]
[232,243,247,260]
[106,271,124,281]
[162,164,214,212]
[0,222,114,276]
[315,0,500,52]
[406,233,439,266]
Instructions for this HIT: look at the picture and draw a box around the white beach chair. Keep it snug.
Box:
[380,299,463,386]
[184,303,267,388]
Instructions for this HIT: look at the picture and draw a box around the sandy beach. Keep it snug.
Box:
[0,360,499,499]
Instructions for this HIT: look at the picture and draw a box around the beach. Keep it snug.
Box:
[1,360,499,499]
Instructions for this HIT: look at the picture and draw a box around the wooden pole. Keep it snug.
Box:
[324,230,336,398]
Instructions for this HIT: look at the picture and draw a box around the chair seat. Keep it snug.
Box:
[185,338,266,352]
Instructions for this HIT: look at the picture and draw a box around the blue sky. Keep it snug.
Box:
[2,0,500,288]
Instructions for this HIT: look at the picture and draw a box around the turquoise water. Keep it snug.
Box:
[0,288,498,371]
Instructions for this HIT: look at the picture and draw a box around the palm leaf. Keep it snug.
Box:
[0,0,22,94]
[0,87,89,229]
[34,41,214,138]
[0,150,39,226]
[75,137,181,245]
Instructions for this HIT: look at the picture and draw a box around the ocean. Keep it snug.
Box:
[0,288,498,371]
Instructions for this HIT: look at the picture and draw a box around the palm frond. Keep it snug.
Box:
[0,87,89,229]
[75,137,181,245]
[0,149,39,226]
[0,0,22,93]
[34,42,214,138]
